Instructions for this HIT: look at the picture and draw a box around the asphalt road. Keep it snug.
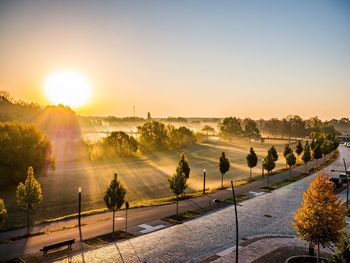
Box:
[0,146,347,262]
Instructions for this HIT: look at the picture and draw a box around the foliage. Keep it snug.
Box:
[104,174,127,212]
[0,198,7,226]
[219,152,230,188]
[103,173,127,235]
[220,117,243,136]
[16,167,43,234]
[286,152,296,178]
[293,174,346,260]
[138,121,168,149]
[246,147,258,180]
[313,143,323,160]
[283,144,292,158]
[333,231,350,263]
[201,125,215,134]
[167,126,196,148]
[302,142,311,163]
[176,153,191,179]
[243,119,261,139]
[263,152,276,174]
[0,122,51,185]
[103,131,138,155]
[295,140,303,158]
[268,145,279,162]
[138,121,196,149]
[168,170,188,216]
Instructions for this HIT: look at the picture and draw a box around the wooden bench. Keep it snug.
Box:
[40,239,75,256]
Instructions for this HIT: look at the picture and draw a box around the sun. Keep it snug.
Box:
[44,70,92,108]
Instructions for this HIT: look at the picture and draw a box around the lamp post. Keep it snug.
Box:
[203,169,206,194]
[125,201,129,232]
[213,180,240,263]
[78,187,82,228]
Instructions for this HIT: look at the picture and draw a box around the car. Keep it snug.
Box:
[329,177,341,189]
[339,173,349,184]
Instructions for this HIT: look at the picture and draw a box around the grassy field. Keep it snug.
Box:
[1,131,296,229]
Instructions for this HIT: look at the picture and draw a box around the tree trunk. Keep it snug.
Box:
[305,162,307,173]
[267,172,270,187]
[289,167,291,179]
[27,212,30,236]
[176,195,179,216]
[250,168,252,182]
[221,173,224,189]
[317,242,320,263]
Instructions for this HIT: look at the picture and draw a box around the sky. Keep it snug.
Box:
[0,0,349,120]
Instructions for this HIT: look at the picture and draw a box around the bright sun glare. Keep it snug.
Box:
[44,70,92,108]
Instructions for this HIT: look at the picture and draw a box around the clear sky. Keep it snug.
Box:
[0,0,349,119]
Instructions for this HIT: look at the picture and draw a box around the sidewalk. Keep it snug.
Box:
[0,155,333,261]
[206,236,332,263]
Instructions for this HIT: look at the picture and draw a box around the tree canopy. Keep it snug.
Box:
[294,174,346,260]
[0,122,51,185]
[219,152,230,188]
[0,199,7,226]
[246,147,258,181]
[16,167,43,234]
[176,153,191,179]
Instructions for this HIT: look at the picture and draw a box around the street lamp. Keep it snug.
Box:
[78,187,82,228]
[213,180,239,263]
[203,169,206,194]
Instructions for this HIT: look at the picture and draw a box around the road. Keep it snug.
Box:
[50,145,349,263]
[0,146,346,262]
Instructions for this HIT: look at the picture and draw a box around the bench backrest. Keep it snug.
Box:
[43,239,75,250]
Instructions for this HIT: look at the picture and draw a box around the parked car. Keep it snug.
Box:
[330,177,341,189]
[339,173,349,184]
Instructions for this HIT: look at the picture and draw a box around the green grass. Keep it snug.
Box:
[163,210,200,224]
[0,134,337,230]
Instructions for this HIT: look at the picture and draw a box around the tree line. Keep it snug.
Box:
[84,121,197,160]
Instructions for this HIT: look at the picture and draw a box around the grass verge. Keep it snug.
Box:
[162,210,200,224]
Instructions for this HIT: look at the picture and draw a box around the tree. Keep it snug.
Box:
[138,121,168,149]
[220,117,243,137]
[16,167,42,235]
[104,173,126,237]
[268,145,278,162]
[219,152,230,188]
[176,153,191,179]
[310,138,316,151]
[286,152,296,179]
[313,143,323,167]
[103,131,138,156]
[283,144,292,168]
[0,199,7,226]
[147,112,151,120]
[244,119,261,140]
[293,174,346,262]
[263,152,276,186]
[201,125,215,135]
[295,140,303,162]
[168,171,188,216]
[0,122,51,185]
[246,147,258,181]
[302,142,312,173]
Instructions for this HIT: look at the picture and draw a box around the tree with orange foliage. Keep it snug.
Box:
[293,174,346,262]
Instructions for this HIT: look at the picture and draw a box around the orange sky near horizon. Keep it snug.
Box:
[0,1,349,120]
